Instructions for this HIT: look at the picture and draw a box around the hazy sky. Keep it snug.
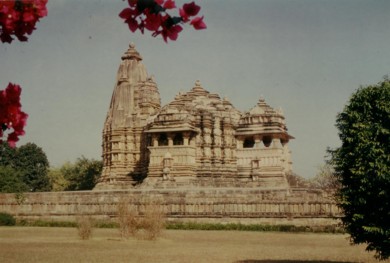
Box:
[1,0,390,178]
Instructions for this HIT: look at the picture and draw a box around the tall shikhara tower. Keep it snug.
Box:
[95,44,161,189]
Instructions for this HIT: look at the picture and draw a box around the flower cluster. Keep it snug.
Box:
[0,0,48,43]
[0,83,28,147]
[119,0,206,42]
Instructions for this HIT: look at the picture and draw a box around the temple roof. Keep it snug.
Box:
[121,43,142,61]
[236,98,294,140]
[145,81,241,133]
[104,43,158,129]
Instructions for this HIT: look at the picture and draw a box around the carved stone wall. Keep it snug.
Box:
[0,188,341,226]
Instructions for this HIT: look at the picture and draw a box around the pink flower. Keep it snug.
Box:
[6,133,18,148]
[161,24,183,42]
[119,0,206,42]
[144,12,162,31]
[23,12,35,23]
[33,0,48,17]
[128,0,138,7]
[0,83,28,147]
[182,1,200,17]
[119,8,141,32]
[190,16,206,30]
[163,0,176,10]
[119,8,133,20]
[0,0,48,43]
[127,18,139,33]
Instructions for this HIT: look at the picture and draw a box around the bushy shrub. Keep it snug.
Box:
[76,216,94,240]
[139,201,165,240]
[0,212,16,226]
[117,199,139,239]
[117,198,166,240]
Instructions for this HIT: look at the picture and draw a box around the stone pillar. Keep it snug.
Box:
[202,115,212,170]
[254,135,263,148]
[168,133,173,147]
[190,135,196,146]
[183,132,190,146]
[213,117,222,166]
[213,117,222,146]
[272,138,283,148]
[152,134,158,147]
[236,137,244,149]
[195,134,202,162]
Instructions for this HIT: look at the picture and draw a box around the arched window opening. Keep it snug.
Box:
[263,136,272,147]
[173,133,184,145]
[158,133,168,146]
[243,137,255,148]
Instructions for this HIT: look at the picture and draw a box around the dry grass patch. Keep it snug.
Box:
[138,199,165,240]
[117,197,165,240]
[76,215,94,240]
[117,198,138,238]
[0,227,388,263]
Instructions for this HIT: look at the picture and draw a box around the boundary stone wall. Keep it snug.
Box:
[0,188,341,226]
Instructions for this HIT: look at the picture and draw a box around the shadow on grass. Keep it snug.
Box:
[236,261,358,263]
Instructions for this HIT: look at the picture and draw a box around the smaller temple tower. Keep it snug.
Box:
[95,44,161,189]
[235,98,294,188]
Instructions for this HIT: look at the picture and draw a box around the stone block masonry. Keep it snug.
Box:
[0,188,341,226]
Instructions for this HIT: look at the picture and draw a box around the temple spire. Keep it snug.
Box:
[121,43,142,61]
[96,43,161,189]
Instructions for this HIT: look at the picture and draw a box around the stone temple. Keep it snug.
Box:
[0,43,340,227]
[95,44,294,190]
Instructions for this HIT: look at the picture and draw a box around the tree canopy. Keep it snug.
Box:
[15,143,51,192]
[0,142,102,193]
[0,166,28,193]
[0,141,16,167]
[310,164,339,191]
[0,142,50,192]
[331,78,390,260]
[49,156,102,191]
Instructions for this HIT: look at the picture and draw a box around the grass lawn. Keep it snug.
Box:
[0,227,387,263]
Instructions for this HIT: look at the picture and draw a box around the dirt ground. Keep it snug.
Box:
[0,227,387,263]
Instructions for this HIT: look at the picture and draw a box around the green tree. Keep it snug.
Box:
[0,142,16,167]
[330,79,390,260]
[62,157,102,191]
[0,142,50,192]
[310,164,339,191]
[14,143,51,192]
[47,167,69,192]
[0,166,28,193]
[285,172,309,188]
